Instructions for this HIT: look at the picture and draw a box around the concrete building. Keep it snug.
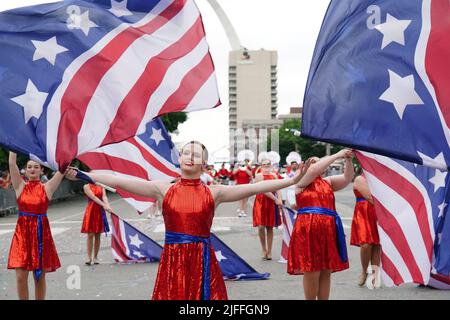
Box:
[228,49,278,130]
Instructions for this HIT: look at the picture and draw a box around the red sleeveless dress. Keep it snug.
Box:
[252,174,281,227]
[81,184,106,234]
[288,176,349,274]
[8,181,61,272]
[152,178,228,300]
[350,189,380,246]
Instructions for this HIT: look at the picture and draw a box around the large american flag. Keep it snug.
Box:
[302,0,449,170]
[0,0,219,170]
[78,117,180,212]
[356,151,449,286]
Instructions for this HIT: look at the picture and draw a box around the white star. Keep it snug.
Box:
[379,70,424,119]
[418,152,447,171]
[375,13,411,49]
[429,169,447,193]
[67,10,98,36]
[150,128,165,146]
[31,37,68,66]
[129,233,144,248]
[438,202,447,218]
[11,79,48,123]
[215,250,227,262]
[133,250,145,258]
[109,0,133,17]
[437,233,442,245]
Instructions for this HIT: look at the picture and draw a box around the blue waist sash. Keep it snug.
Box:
[297,207,348,263]
[165,231,212,300]
[19,212,47,281]
[356,198,366,202]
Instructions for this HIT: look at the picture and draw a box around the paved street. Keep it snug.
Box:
[0,186,448,300]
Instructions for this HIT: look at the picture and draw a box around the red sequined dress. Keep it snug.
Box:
[252,174,281,227]
[152,178,228,300]
[288,176,349,274]
[350,189,380,246]
[81,184,106,234]
[8,180,61,273]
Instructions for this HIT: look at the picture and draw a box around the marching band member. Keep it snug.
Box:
[252,158,282,260]
[233,161,253,217]
[350,168,381,287]
[288,149,354,300]
[7,152,66,300]
[67,141,309,300]
[81,182,111,265]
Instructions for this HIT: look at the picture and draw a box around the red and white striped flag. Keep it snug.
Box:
[355,151,449,287]
[278,206,296,263]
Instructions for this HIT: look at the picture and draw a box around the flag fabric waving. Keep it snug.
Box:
[278,206,296,263]
[110,212,270,280]
[0,0,220,170]
[302,0,450,170]
[78,117,180,213]
[355,151,450,287]
[428,273,450,290]
[110,212,163,263]
[210,233,270,281]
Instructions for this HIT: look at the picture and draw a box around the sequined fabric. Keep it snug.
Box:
[8,181,61,272]
[152,178,227,300]
[288,176,349,274]
[350,189,380,246]
[81,184,105,234]
[253,174,281,227]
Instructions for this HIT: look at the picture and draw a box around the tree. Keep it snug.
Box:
[271,119,343,165]
[160,112,187,133]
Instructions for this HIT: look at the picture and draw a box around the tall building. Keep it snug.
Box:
[228,49,278,130]
[228,49,279,162]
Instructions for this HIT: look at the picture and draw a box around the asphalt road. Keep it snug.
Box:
[0,185,448,300]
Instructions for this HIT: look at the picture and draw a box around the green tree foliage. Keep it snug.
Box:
[272,119,343,165]
[160,112,187,133]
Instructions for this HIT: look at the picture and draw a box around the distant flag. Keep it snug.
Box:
[211,233,270,281]
[0,0,220,171]
[356,151,450,287]
[302,0,450,170]
[278,206,296,263]
[110,212,162,263]
[78,117,180,213]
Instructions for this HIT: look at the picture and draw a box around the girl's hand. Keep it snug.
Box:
[65,167,79,181]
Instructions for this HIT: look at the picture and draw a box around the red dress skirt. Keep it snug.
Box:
[350,189,380,246]
[253,174,281,227]
[152,178,227,300]
[81,184,107,234]
[288,177,349,274]
[8,181,61,273]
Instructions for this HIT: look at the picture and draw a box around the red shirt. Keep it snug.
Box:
[235,169,251,184]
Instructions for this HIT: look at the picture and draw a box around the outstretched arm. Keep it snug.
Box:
[296,149,352,188]
[327,156,355,192]
[8,152,25,197]
[66,169,169,202]
[44,171,65,200]
[213,163,310,204]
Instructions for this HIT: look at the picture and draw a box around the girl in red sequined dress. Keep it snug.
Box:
[7,152,66,300]
[68,141,310,300]
[81,183,112,265]
[288,149,354,300]
[252,158,282,260]
[350,170,381,286]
